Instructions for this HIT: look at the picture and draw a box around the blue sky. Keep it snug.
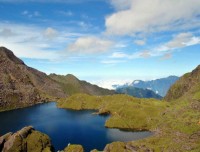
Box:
[0,0,200,89]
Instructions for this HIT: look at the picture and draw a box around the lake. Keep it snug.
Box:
[0,102,153,152]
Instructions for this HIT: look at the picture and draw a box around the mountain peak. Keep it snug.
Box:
[0,47,24,65]
[65,74,79,80]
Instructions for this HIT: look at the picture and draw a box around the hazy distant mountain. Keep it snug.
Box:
[0,47,115,111]
[116,87,162,99]
[114,76,179,97]
[131,76,179,96]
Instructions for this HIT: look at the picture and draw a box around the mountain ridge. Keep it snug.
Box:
[0,47,115,111]
[115,86,162,99]
[114,75,179,97]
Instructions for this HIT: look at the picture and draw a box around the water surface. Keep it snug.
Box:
[0,102,153,152]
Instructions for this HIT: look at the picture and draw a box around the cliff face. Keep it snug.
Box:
[165,65,200,101]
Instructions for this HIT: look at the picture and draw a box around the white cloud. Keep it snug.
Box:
[110,52,127,58]
[134,39,146,46]
[92,79,132,89]
[67,36,114,54]
[101,59,125,64]
[160,53,172,60]
[106,0,200,36]
[22,10,28,15]
[110,0,132,10]
[0,23,85,60]
[156,32,200,53]
[0,28,16,38]
[43,27,58,39]
[110,32,200,60]
[139,50,151,58]
[22,10,40,18]
[57,10,73,16]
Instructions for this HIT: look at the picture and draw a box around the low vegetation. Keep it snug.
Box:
[58,83,200,151]
[58,94,167,131]
[22,65,200,152]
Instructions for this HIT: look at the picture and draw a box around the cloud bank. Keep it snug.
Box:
[106,0,200,35]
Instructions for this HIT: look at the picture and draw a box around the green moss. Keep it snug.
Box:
[58,94,166,131]
[64,144,84,152]
[26,131,53,152]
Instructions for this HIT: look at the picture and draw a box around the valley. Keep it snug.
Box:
[0,48,199,152]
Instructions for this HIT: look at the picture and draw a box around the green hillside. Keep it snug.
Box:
[58,65,200,151]
[49,74,115,96]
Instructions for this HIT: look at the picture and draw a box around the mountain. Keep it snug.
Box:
[115,87,162,99]
[131,76,179,96]
[165,65,200,101]
[49,74,115,96]
[0,47,68,110]
[114,76,179,97]
[0,47,115,111]
[57,65,200,151]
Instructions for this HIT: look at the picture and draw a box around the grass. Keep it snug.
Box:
[58,93,200,151]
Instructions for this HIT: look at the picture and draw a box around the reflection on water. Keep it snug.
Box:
[0,102,153,152]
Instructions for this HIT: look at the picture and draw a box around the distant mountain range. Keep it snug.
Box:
[114,76,179,98]
[0,47,115,111]
[116,87,162,99]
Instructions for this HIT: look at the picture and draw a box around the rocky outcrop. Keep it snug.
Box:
[63,144,84,152]
[103,142,153,152]
[0,126,54,152]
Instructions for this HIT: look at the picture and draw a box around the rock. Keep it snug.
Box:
[90,149,99,152]
[3,133,23,152]
[104,142,154,152]
[64,144,84,152]
[0,126,54,152]
[18,126,34,138]
[0,132,12,151]
[104,142,128,152]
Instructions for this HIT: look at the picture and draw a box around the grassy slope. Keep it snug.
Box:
[58,93,200,151]
[49,74,115,96]
[58,94,167,131]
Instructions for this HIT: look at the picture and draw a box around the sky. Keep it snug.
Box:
[0,0,200,89]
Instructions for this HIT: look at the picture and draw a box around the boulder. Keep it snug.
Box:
[64,144,84,152]
[0,126,54,152]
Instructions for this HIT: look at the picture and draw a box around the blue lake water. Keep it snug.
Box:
[0,102,153,152]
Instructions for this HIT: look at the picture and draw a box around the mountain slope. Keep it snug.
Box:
[165,65,200,101]
[49,74,115,96]
[0,47,114,111]
[58,65,200,151]
[116,86,162,99]
[0,47,68,111]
